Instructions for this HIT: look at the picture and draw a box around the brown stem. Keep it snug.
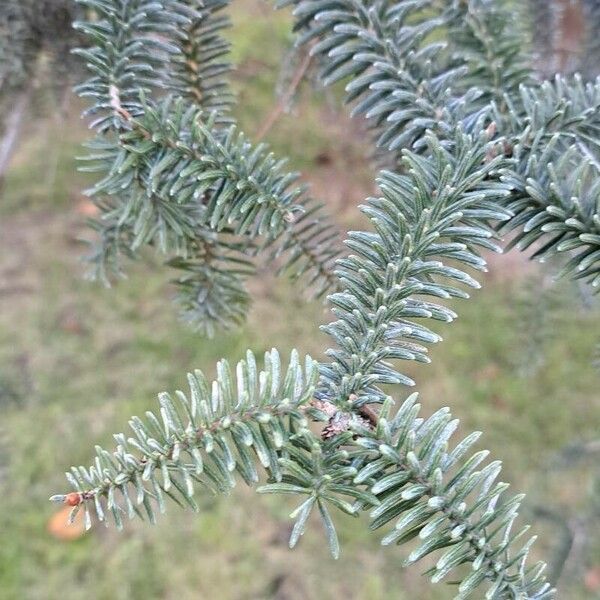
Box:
[358,404,379,428]
[255,47,314,142]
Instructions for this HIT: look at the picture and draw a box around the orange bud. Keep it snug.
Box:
[65,492,82,507]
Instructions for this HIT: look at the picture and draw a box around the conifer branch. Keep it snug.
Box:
[49,1,600,598]
[319,128,513,408]
[284,0,599,289]
[282,0,532,157]
[165,0,256,328]
[52,351,555,597]
[74,0,342,332]
[446,0,534,106]
[497,77,600,288]
[51,350,318,526]
[167,0,235,123]
[350,394,553,599]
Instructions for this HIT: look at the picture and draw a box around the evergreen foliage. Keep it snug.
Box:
[73,0,341,333]
[33,0,600,597]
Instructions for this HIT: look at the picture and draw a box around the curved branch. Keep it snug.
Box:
[51,350,318,527]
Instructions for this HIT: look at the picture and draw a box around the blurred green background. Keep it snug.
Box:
[1,3,599,599]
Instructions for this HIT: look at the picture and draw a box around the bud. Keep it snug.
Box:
[485,121,497,139]
[49,492,82,506]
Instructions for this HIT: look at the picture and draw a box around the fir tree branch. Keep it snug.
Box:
[159,0,253,321]
[280,1,600,411]
[282,0,532,158]
[51,1,600,598]
[319,128,513,409]
[284,0,599,283]
[167,0,235,123]
[496,77,600,288]
[446,0,534,106]
[350,395,554,599]
[51,353,555,597]
[74,0,342,331]
[74,0,257,331]
[167,235,255,337]
[51,350,320,529]
[105,100,342,289]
